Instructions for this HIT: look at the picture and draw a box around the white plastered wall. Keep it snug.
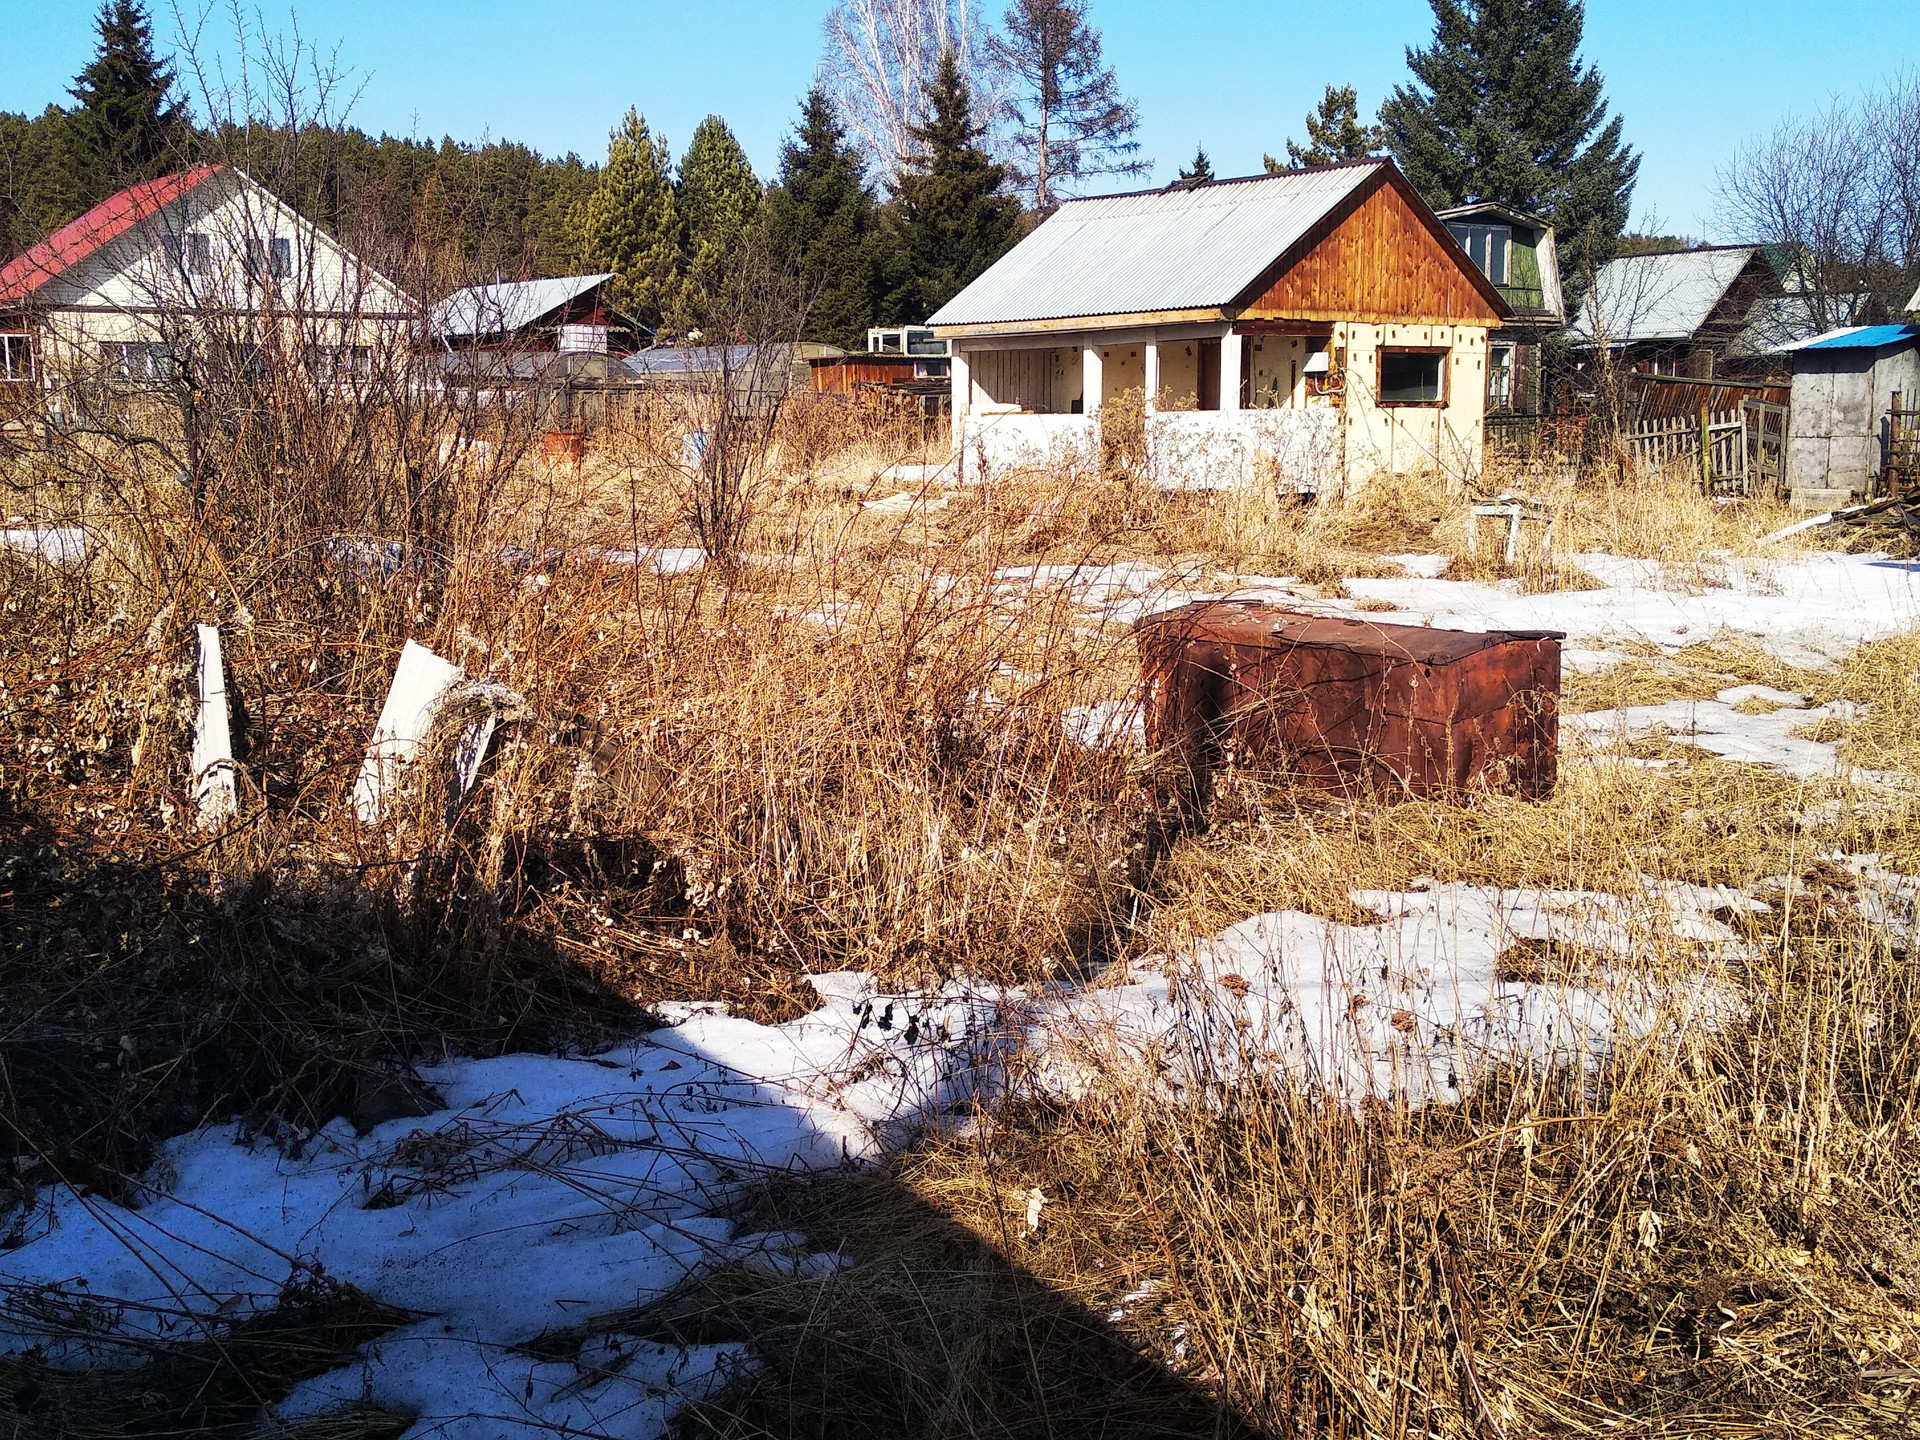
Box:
[1335,321,1489,492]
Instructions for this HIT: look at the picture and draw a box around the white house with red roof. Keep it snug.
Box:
[0,164,411,394]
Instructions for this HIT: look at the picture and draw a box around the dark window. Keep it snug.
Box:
[0,334,32,382]
[1445,223,1511,285]
[248,237,292,280]
[182,232,212,275]
[1378,348,1447,406]
[105,341,173,381]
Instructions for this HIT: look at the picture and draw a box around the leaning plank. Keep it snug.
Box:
[190,624,238,829]
[352,640,466,825]
[352,640,520,827]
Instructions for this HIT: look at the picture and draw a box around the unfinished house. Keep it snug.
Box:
[1783,325,1920,504]
[1436,202,1563,433]
[0,165,412,408]
[927,160,1508,492]
[1568,246,1786,380]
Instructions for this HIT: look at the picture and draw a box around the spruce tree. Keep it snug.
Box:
[69,0,188,194]
[885,49,1021,322]
[676,116,762,325]
[1173,145,1214,188]
[571,109,687,334]
[993,0,1146,212]
[1378,0,1639,286]
[758,87,881,349]
[1266,85,1382,171]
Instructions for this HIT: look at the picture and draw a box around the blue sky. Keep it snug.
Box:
[7,1,1917,238]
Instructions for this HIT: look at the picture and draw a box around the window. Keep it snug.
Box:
[1446,223,1511,286]
[248,236,292,280]
[1487,345,1514,411]
[182,232,212,275]
[1378,348,1447,406]
[0,334,32,382]
[316,344,371,380]
[105,341,174,381]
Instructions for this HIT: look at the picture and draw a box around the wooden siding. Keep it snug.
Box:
[1240,177,1503,328]
[811,356,918,393]
[968,347,1053,411]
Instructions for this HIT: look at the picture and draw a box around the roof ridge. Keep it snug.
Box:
[1058,158,1386,208]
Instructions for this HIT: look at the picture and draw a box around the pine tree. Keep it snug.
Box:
[758,87,881,349]
[69,0,189,194]
[1173,145,1213,188]
[571,109,686,334]
[676,116,762,324]
[993,0,1146,212]
[1266,85,1382,171]
[885,49,1021,322]
[1378,0,1639,286]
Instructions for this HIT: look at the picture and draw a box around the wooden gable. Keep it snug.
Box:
[1237,170,1505,328]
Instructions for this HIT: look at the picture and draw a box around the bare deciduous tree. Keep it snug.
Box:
[1716,79,1920,329]
[819,0,1007,182]
[991,0,1145,212]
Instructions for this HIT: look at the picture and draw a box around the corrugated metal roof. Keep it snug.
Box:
[927,163,1385,328]
[1569,248,1758,345]
[0,166,225,305]
[1789,324,1920,352]
[431,274,612,340]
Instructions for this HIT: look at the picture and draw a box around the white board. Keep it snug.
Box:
[352,640,465,825]
[190,624,238,829]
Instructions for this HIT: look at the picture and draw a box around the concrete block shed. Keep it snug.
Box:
[1782,325,1920,503]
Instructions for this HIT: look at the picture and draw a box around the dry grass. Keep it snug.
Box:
[6,395,1920,1437]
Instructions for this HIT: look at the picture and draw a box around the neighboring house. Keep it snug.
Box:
[1568,246,1786,379]
[1780,324,1920,503]
[0,165,412,400]
[927,160,1508,492]
[430,274,642,358]
[1436,202,1563,416]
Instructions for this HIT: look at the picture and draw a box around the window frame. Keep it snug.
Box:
[1376,346,1450,408]
[1487,344,1515,412]
[181,231,213,276]
[1445,222,1513,287]
[247,236,293,281]
[0,333,33,383]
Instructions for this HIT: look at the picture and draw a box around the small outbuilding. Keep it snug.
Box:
[1781,324,1920,505]
[927,159,1509,492]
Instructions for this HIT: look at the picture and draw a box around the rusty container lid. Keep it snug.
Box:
[1134,599,1564,665]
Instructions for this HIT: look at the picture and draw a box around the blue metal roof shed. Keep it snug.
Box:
[1785,324,1920,500]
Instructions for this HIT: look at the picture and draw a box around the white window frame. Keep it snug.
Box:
[0,333,33,383]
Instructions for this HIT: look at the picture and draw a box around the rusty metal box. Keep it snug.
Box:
[1135,601,1562,802]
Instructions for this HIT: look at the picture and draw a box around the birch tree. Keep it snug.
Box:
[818,0,1006,181]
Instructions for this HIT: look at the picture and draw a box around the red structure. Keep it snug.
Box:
[1135,601,1561,807]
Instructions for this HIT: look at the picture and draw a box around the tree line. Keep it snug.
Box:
[9,0,1694,348]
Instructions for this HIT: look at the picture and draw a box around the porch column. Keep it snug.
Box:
[1082,344,1104,415]
[1143,341,1161,414]
[1220,328,1244,412]
[949,342,970,457]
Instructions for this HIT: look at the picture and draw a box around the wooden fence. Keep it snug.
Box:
[1622,399,1785,496]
